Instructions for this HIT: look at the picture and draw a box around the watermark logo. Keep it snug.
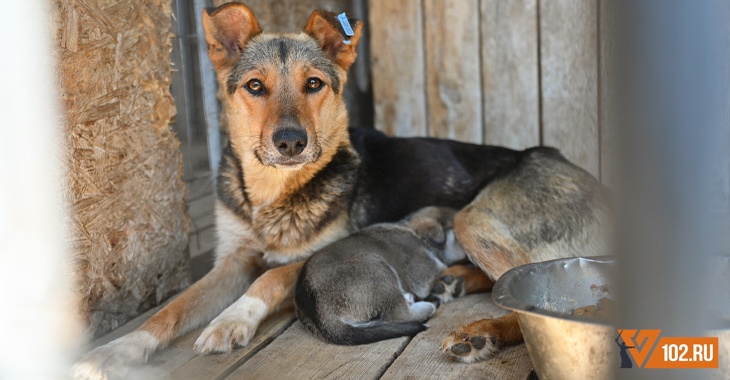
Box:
[616,329,718,369]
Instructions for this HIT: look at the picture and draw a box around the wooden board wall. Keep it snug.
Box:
[54,0,190,338]
[370,0,609,179]
[369,0,428,137]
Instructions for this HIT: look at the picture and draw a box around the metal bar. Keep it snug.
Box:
[193,0,223,180]
[170,0,195,182]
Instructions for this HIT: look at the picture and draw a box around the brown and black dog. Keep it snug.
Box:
[73,3,607,378]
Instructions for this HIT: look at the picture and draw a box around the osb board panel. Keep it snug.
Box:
[381,294,533,380]
[481,0,540,149]
[369,0,428,137]
[226,322,410,379]
[54,0,190,338]
[424,0,482,144]
[540,0,600,176]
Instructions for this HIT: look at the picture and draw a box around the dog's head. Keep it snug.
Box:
[202,3,362,170]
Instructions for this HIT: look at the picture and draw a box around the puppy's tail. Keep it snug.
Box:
[341,319,428,345]
[320,319,428,346]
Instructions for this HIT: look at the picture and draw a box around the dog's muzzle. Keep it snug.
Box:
[272,127,308,158]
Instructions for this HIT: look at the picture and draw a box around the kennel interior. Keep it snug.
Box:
[10,0,725,378]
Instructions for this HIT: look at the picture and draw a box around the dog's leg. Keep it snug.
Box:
[72,252,261,380]
[194,261,304,354]
[428,265,495,304]
[441,312,522,363]
[433,203,529,363]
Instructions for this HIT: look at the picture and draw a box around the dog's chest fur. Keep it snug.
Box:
[216,144,361,260]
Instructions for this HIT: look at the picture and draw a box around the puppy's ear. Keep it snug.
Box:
[303,10,363,71]
[202,3,262,71]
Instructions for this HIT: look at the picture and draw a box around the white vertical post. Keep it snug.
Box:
[613,0,727,378]
[0,2,79,379]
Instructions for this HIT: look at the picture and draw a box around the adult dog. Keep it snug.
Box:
[73,3,607,378]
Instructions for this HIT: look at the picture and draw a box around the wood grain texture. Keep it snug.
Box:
[424,0,482,143]
[83,295,532,379]
[369,0,428,137]
[540,0,599,176]
[212,0,340,32]
[381,294,533,380]
[82,303,295,380]
[226,322,410,379]
[162,309,295,380]
[481,0,540,149]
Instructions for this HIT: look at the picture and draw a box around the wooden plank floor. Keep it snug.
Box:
[85,294,534,380]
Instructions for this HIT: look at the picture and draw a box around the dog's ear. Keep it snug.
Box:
[303,10,363,71]
[202,3,262,71]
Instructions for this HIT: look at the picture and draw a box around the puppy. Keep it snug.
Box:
[295,207,465,345]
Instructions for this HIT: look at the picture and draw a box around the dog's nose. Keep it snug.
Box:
[272,128,308,157]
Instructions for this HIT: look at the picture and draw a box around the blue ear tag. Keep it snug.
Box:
[338,12,355,45]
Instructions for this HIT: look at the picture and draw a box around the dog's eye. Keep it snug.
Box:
[245,79,265,95]
[305,77,324,93]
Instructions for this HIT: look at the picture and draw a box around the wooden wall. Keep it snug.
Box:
[370,0,611,180]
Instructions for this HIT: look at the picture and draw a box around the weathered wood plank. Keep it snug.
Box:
[163,308,295,380]
[381,294,533,380]
[423,0,482,143]
[540,0,599,176]
[226,321,410,379]
[481,0,540,149]
[85,298,172,350]
[82,301,295,380]
[369,0,428,137]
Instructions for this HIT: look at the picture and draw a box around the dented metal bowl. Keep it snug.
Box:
[492,257,617,380]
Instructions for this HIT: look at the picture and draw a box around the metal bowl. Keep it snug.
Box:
[493,257,617,380]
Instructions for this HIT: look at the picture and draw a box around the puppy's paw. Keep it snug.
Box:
[194,318,256,355]
[427,275,465,304]
[72,331,158,380]
[440,320,498,363]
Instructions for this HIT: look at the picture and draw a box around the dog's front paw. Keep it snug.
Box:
[440,320,498,363]
[72,331,158,380]
[194,296,268,355]
[194,317,257,354]
[427,275,465,304]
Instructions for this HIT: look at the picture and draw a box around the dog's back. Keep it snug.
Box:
[455,147,610,280]
[295,207,461,345]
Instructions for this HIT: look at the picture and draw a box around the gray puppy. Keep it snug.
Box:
[295,207,466,345]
